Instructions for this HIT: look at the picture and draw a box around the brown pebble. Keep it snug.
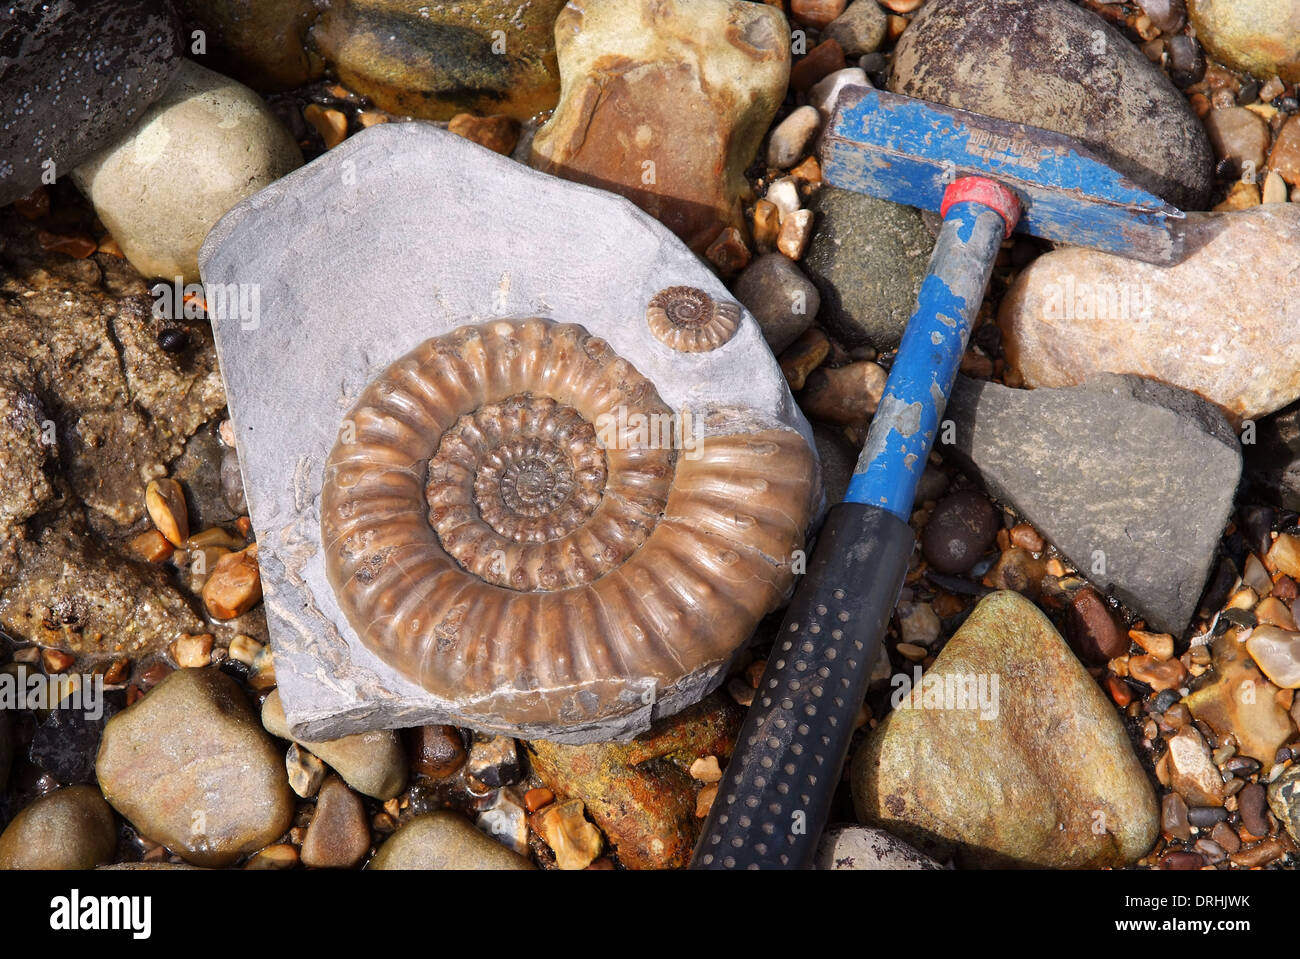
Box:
[1129,629,1175,660]
[245,844,299,870]
[1105,674,1133,707]
[704,226,751,276]
[524,787,555,813]
[37,230,97,258]
[779,327,831,391]
[301,776,370,869]
[41,648,75,674]
[1159,851,1204,870]
[128,529,173,563]
[169,632,213,669]
[695,783,719,818]
[1161,791,1191,840]
[790,0,845,29]
[799,361,888,427]
[407,724,467,780]
[1210,820,1242,853]
[790,38,845,92]
[789,155,822,184]
[1065,587,1129,664]
[1230,837,1287,868]
[13,186,49,220]
[1008,523,1044,552]
[145,478,189,547]
[1129,654,1188,691]
[201,544,262,620]
[448,114,521,156]
[304,104,348,149]
[1238,782,1271,837]
[752,199,781,252]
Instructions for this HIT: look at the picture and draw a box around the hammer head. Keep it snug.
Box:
[818,85,1186,266]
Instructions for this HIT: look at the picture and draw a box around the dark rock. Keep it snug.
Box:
[466,736,521,789]
[1186,805,1228,828]
[1064,587,1129,664]
[732,254,820,354]
[921,490,998,575]
[945,375,1241,634]
[889,0,1214,210]
[801,186,934,349]
[173,0,323,91]
[813,423,858,505]
[1141,0,1187,34]
[0,0,182,205]
[1165,33,1206,87]
[0,710,10,792]
[1244,399,1300,511]
[29,689,125,783]
[1161,791,1191,840]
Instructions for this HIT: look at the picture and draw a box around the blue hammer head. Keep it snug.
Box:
[818,85,1186,266]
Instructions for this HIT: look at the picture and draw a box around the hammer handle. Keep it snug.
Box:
[693,180,1018,869]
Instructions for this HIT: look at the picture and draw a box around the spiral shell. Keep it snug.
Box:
[646,286,740,353]
[322,318,816,729]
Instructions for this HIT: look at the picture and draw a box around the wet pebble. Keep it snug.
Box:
[0,785,118,870]
[1064,587,1128,664]
[1140,0,1186,34]
[1161,791,1192,840]
[1235,781,1270,836]
[466,736,521,789]
[408,724,467,780]
[1165,33,1206,88]
[1203,107,1271,178]
[1187,805,1228,828]
[1167,726,1227,806]
[921,490,999,576]
[301,775,369,869]
[1159,850,1204,869]
[767,106,821,169]
[367,812,533,870]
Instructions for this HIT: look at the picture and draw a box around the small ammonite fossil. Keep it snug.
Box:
[645,286,740,353]
[321,318,817,730]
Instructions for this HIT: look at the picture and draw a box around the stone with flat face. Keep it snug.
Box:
[530,0,790,254]
[944,374,1241,635]
[199,122,821,745]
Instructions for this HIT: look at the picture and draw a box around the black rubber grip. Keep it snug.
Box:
[692,502,914,869]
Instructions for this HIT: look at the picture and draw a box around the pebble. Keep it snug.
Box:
[95,669,293,866]
[790,0,847,29]
[30,689,124,784]
[1229,836,1288,868]
[311,0,566,121]
[244,844,299,870]
[367,812,534,870]
[1245,625,1300,688]
[812,423,859,505]
[303,104,348,149]
[802,186,933,349]
[170,632,213,669]
[816,824,943,870]
[1211,819,1242,853]
[530,0,789,254]
[1267,533,1300,579]
[767,107,822,169]
[408,724,467,780]
[261,690,407,800]
[791,38,847,93]
[1129,655,1189,692]
[1189,0,1300,84]
[0,0,181,206]
[146,478,190,548]
[466,736,521,789]
[733,254,821,354]
[1141,0,1187,33]
[533,799,603,870]
[780,327,832,391]
[72,60,303,284]
[1214,179,1262,211]
[301,775,370,869]
[921,490,999,576]
[1185,629,1295,767]
[1186,804,1228,828]
[220,448,247,515]
[447,114,521,157]
[1159,851,1204,869]
[1165,33,1207,88]
[1262,171,1290,204]
[752,200,782,252]
[1000,207,1300,422]
[1064,587,1129,664]
[799,361,889,428]
[1130,629,1175,660]
[808,67,872,120]
[853,591,1159,867]
[898,601,941,648]
[1268,116,1300,187]
[1238,782,1272,836]
[476,788,529,855]
[704,227,751,276]
[0,785,118,870]
[1267,764,1300,843]
[202,544,263,619]
[286,743,328,798]
[891,0,1213,209]
[823,2,889,58]
[1161,791,1192,840]
[689,756,722,783]
[1193,837,1227,863]
[1203,107,1271,178]
[765,177,802,219]
[777,209,815,260]
[1167,727,1226,807]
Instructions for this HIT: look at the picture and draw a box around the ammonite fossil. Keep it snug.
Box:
[645,286,740,353]
[321,318,817,730]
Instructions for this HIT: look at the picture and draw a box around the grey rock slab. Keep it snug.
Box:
[944,374,1241,634]
[198,121,821,745]
[0,0,182,205]
[816,824,945,870]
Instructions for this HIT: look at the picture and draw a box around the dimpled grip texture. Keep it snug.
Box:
[693,502,915,869]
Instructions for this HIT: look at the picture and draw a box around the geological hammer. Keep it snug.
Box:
[693,86,1187,869]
